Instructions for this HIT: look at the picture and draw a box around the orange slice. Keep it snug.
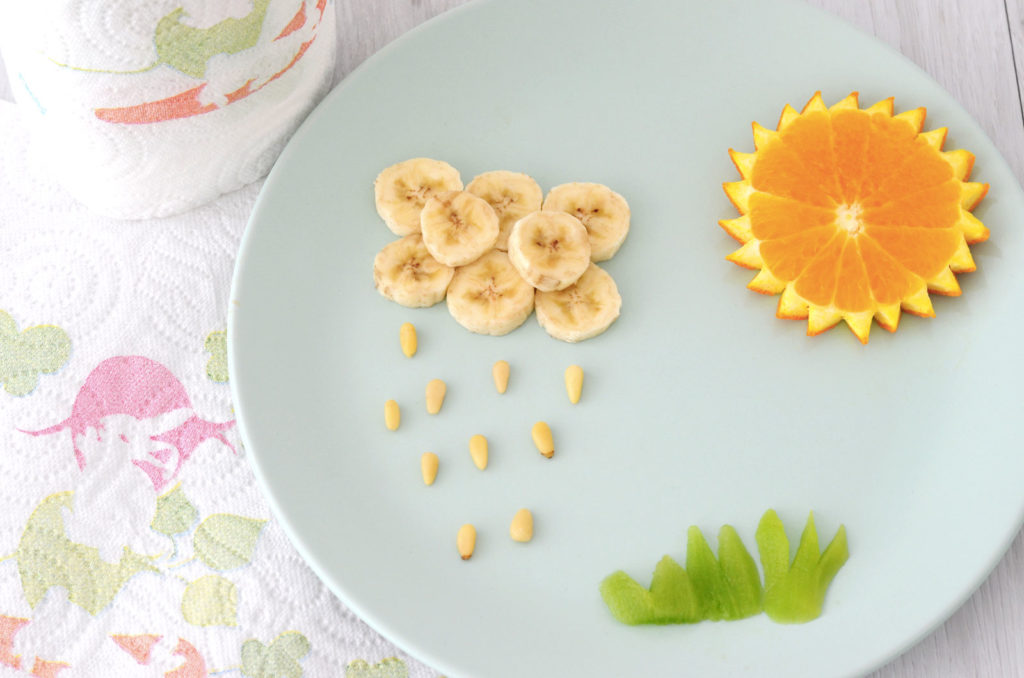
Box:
[721,92,989,343]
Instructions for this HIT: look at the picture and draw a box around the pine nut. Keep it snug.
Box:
[400,322,417,357]
[469,434,488,470]
[532,421,554,458]
[457,524,476,560]
[421,452,439,485]
[492,360,510,394]
[425,378,447,414]
[384,400,400,431]
[510,508,534,543]
[565,364,583,404]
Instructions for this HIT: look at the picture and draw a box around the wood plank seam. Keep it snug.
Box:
[1003,0,1024,129]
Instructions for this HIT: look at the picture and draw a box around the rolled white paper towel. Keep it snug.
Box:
[0,0,336,219]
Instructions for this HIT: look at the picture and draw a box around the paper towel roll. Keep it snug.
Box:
[0,0,336,219]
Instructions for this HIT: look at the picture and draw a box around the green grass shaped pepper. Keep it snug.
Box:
[686,525,762,621]
[600,510,848,627]
[756,510,849,623]
[600,555,700,625]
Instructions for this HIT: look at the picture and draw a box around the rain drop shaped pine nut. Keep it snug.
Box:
[457,524,476,560]
[565,365,583,404]
[510,508,534,543]
[384,400,400,431]
[492,360,510,394]
[469,434,488,470]
[532,421,554,458]
[426,379,447,414]
[400,322,418,357]
[421,452,439,486]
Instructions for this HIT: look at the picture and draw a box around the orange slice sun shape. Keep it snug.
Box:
[721,92,989,344]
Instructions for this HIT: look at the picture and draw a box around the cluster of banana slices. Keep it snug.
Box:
[372,158,630,342]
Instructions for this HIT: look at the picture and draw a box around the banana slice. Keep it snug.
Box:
[420,191,500,267]
[542,182,630,261]
[373,233,455,307]
[465,171,543,251]
[535,263,621,342]
[374,158,463,236]
[447,250,535,336]
[507,210,591,292]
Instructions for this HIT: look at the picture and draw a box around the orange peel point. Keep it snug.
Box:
[943,149,975,180]
[829,92,859,112]
[920,127,947,150]
[865,97,894,116]
[723,92,988,344]
[777,104,800,131]
[801,91,828,114]
[719,215,752,243]
[961,182,988,211]
[893,107,927,133]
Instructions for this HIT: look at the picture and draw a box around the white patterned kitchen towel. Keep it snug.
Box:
[0,0,335,220]
[0,101,440,678]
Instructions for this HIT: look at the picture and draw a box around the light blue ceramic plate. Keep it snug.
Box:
[229,1,1024,676]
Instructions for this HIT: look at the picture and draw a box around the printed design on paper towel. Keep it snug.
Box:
[89,0,331,124]
[21,356,235,486]
[107,630,312,676]
[0,616,29,669]
[156,0,272,79]
[0,310,70,396]
[0,615,70,676]
[177,509,267,627]
[111,634,206,676]
[346,658,408,678]
[2,488,271,669]
[151,485,268,628]
[205,330,229,382]
[9,357,253,620]
[1,624,212,676]
[7,480,267,625]
[240,631,311,677]
[14,491,158,615]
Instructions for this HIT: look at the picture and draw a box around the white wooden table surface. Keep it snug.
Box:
[2,1,1023,676]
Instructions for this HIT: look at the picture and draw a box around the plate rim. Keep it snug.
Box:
[228,0,1024,675]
